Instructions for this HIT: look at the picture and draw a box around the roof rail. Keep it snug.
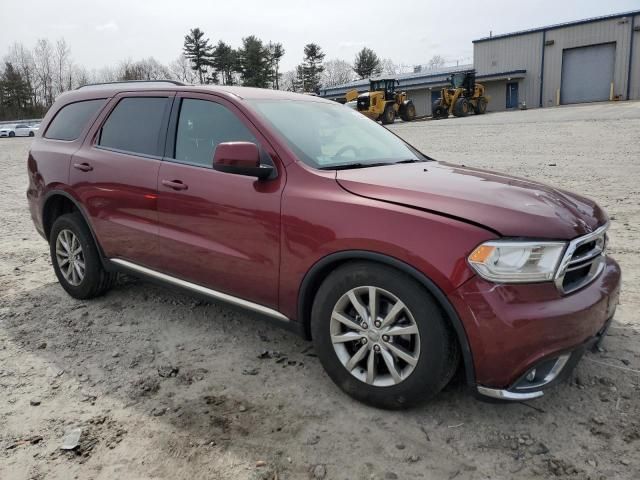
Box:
[77,79,186,90]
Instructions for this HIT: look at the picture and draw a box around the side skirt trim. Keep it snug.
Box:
[110,258,290,323]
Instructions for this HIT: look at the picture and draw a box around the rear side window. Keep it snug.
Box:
[98,97,169,156]
[45,99,106,141]
[174,99,256,167]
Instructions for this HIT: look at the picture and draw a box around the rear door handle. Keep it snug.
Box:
[73,162,93,172]
[161,179,188,191]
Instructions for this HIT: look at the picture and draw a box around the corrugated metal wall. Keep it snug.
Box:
[542,16,635,106]
[629,14,640,100]
[474,12,640,109]
[406,89,430,116]
[474,32,543,109]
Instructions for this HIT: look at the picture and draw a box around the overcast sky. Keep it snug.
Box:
[1,0,639,72]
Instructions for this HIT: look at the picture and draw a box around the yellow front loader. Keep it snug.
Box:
[345,78,416,124]
[432,70,488,119]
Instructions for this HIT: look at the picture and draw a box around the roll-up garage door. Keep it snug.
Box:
[561,43,616,105]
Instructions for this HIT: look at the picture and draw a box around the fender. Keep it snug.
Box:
[297,250,476,387]
[42,189,112,270]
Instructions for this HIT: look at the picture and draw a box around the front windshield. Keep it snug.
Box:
[249,100,423,169]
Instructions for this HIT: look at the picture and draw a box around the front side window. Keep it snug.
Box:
[98,97,168,156]
[45,99,106,141]
[249,100,423,169]
[173,99,256,168]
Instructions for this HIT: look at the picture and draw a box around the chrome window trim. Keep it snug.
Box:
[554,222,609,294]
[110,258,290,322]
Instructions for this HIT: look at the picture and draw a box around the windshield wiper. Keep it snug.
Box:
[318,162,393,171]
[393,159,425,164]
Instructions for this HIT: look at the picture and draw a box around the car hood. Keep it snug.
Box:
[336,161,607,239]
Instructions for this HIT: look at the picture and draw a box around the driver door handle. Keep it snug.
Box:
[161,179,188,191]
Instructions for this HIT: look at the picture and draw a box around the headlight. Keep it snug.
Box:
[468,241,566,283]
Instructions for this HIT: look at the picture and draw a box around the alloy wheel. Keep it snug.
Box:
[330,286,421,387]
[55,229,85,286]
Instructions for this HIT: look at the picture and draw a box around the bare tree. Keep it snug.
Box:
[427,55,446,70]
[321,59,355,87]
[380,58,399,76]
[33,39,54,106]
[54,38,73,95]
[169,54,198,84]
[279,70,298,91]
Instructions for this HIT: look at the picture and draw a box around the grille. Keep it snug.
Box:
[555,224,608,294]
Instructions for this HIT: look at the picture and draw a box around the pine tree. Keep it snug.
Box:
[301,43,325,93]
[0,62,34,120]
[183,28,214,84]
[353,47,382,79]
[238,36,270,88]
[212,41,237,85]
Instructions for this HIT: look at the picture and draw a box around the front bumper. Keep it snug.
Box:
[449,257,620,398]
[476,313,613,400]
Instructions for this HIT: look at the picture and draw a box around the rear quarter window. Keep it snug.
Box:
[45,99,106,141]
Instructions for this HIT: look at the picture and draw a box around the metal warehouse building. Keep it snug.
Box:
[320,10,640,114]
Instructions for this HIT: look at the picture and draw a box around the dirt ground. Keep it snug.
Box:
[1,102,639,480]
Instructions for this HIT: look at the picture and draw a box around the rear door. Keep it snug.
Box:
[155,93,284,309]
[71,91,173,267]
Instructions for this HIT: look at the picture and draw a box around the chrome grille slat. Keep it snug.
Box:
[554,223,608,294]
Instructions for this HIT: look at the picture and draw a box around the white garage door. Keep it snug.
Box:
[561,43,616,105]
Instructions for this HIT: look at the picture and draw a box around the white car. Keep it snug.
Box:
[14,123,38,137]
[0,125,16,138]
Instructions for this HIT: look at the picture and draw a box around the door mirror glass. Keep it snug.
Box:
[213,142,273,179]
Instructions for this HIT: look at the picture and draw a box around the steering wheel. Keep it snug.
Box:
[333,145,359,159]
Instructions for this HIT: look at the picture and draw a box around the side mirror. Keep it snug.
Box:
[213,142,274,180]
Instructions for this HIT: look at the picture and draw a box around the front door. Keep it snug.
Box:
[156,93,284,309]
[506,82,519,109]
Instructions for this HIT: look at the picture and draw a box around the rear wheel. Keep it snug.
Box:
[453,97,470,117]
[381,104,395,125]
[311,262,458,409]
[9,131,15,137]
[400,102,416,121]
[50,213,116,299]
[474,97,488,115]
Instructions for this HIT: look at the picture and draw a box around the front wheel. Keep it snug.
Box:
[29,131,35,137]
[311,262,458,409]
[381,104,395,125]
[9,131,15,137]
[400,102,416,121]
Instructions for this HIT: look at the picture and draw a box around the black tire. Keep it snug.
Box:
[311,262,459,409]
[474,97,487,114]
[381,104,395,125]
[432,105,448,119]
[9,131,15,137]
[29,131,35,137]
[400,101,416,121]
[49,212,116,299]
[453,97,470,117]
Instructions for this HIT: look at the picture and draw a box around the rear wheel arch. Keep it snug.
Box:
[297,250,476,386]
[42,191,108,267]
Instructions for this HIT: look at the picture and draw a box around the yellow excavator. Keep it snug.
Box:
[432,70,488,119]
[345,79,416,124]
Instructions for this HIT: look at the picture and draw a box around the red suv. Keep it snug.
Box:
[27,81,620,408]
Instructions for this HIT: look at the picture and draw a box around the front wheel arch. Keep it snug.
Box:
[297,250,476,387]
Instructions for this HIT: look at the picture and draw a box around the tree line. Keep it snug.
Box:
[0,27,448,121]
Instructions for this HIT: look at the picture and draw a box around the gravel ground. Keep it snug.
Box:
[1,101,639,480]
